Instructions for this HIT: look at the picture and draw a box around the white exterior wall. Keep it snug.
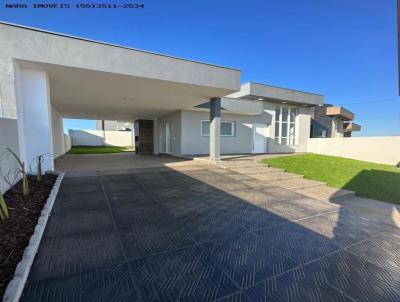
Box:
[0,118,20,193]
[69,130,133,146]
[158,111,182,156]
[16,68,54,172]
[266,102,312,153]
[308,136,400,165]
[181,110,269,155]
[180,102,312,155]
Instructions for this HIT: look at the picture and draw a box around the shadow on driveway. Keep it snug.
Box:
[20,164,400,301]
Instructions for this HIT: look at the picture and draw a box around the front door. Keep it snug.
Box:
[252,123,267,153]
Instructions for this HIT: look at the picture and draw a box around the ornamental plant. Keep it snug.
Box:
[32,154,45,182]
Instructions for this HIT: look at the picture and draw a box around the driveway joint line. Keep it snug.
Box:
[98,176,144,302]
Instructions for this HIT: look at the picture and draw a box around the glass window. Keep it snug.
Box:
[221,121,234,136]
[275,122,280,138]
[290,108,297,121]
[289,123,295,137]
[201,120,234,137]
[201,120,210,136]
[282,107,289,122]
[275,106,298,145]
[275,108,280,119]
[281,123,288,137]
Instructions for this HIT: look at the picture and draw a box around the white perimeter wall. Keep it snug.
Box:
[51,107,70,157]
[308,136,400,165]
[0,118,20,193]
[69,130,133,146]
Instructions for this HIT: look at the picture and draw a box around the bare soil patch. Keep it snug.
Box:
[0,174,57,298]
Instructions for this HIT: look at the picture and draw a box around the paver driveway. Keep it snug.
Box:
[21,163,400,301]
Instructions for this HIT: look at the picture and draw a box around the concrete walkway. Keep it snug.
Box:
[216,156,400,228]
[20,158,400,301]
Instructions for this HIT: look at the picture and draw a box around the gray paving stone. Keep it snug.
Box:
[201,232,297,288]
[21,264,138,302]
[120,218,196,259]
[180,208,247,243]
[20,165,400,302]
[347,231,400,273]
[112,203,174,227]
[44,208,115,237]
[305,250,400,302]
[323,208,394,235]
[219,267,352,302]
[260,200,316,221]
[28,230,125,282]
[295,215,373,248]
[286,197,339,214]
[254,222,339,264]
[129,246,240,301]
[229,204,289,231]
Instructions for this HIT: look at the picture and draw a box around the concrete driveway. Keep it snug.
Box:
[21,157,400,301]
[55,152,190,172]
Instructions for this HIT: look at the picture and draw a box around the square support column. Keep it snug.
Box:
[16,68,54,172]
[209,97,221,162]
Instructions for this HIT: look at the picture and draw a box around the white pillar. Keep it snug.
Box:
[209,97,221,161]
[16,68,54,173]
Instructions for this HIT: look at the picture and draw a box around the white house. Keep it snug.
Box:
[0,22,324,174]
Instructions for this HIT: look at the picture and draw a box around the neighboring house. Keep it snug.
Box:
[310,104,361,138]
[96,120,133,131]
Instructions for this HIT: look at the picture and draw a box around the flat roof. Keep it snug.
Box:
[247,82,324,97]
[0,21,240,72]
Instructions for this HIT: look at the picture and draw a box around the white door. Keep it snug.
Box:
[165,122,171,154]
[252,124,267,153]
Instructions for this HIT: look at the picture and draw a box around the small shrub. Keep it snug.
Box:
[7,148,29,196]
[33,155,44,182]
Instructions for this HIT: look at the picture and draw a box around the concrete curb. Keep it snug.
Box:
[2,172,65,302]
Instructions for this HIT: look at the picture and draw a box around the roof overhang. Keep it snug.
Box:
[1,22,241,120]
[226,82,324,106]
[343,121,361,132]
[193,97,264,116]
[326,106,354,121]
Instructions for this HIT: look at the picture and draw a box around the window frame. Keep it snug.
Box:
[274,106,298,146]
[201,120,235,137]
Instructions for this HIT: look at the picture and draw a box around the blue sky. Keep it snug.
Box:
[1,0,398,136]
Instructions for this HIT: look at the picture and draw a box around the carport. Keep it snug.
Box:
[0,22,240,172]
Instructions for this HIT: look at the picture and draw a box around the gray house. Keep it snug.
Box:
[0,22,331,171]
[155,82,323,156]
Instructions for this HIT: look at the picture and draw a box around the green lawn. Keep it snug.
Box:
[67,146,134,154]
[262,154,400,204]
